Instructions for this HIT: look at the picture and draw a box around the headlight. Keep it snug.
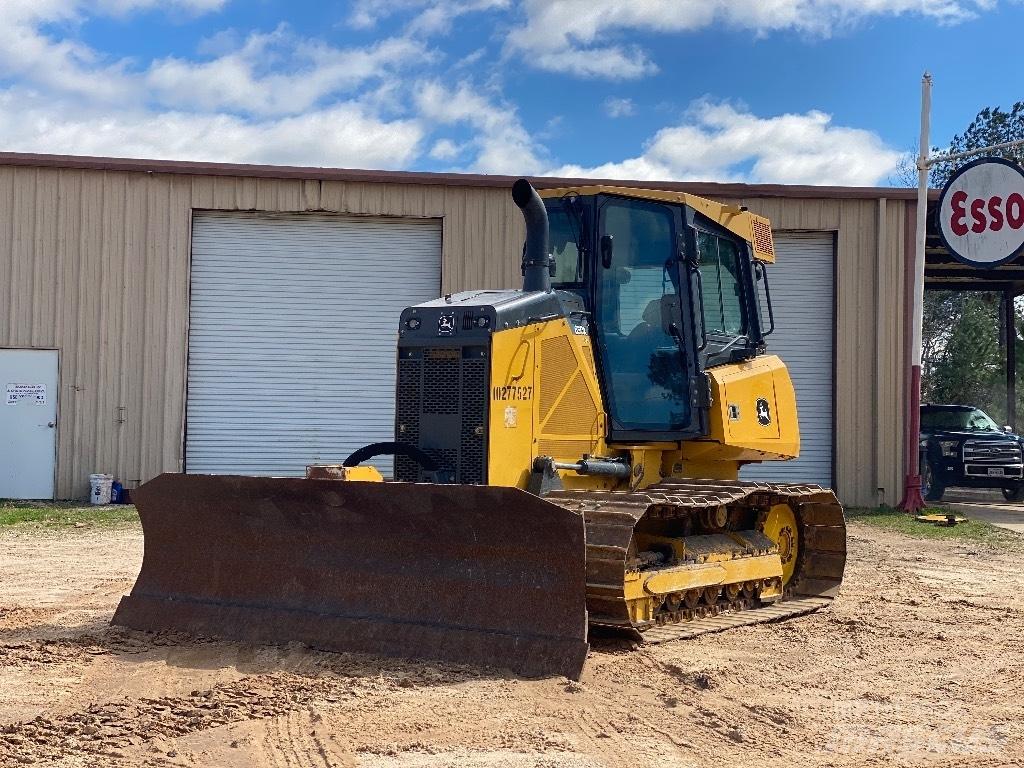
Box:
[938,440,958,457]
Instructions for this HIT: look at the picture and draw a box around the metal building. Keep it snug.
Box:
[0,152,914,507]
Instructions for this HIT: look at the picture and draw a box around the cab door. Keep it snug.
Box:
[592,196,702,441]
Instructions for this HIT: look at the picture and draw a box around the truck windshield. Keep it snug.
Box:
[596,198,689,432]
[921,407,1001,432]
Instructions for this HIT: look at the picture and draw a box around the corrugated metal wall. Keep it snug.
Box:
[735,196,908,507]
[0,163,905,506]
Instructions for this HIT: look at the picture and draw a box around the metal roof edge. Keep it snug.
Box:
[0,151,935,200]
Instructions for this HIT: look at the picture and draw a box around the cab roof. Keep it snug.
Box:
[538,184,776,263]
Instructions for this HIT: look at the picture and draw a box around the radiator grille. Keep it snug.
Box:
[395,355,423,482]
[963,439,1023,465]
[394,346,489,484]
[423,350,460,414]
[459,356,488,484]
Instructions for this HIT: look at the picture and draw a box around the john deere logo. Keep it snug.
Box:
[756,398,772,426]
[437,313,456,336]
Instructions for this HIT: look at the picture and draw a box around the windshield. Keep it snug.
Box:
[921,407,1001,432]
[595,198,689,432]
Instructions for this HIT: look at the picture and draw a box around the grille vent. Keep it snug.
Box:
[395,355,423,482]
[540,336,575,420]
[423,350,460,414]
[459,356,488,484]
[394,346,489,484]
[751,218,775,259]
[537,334,600,461]
[546,374,598,434]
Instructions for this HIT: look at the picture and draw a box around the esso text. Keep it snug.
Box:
[947,190,1024,236]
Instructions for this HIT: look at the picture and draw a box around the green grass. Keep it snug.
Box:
[0,499,139,530]
[846,505,1023,547]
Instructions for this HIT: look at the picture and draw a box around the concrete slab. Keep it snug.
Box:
[938,489,1024,533]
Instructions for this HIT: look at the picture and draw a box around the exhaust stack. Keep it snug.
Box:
[512,178,551,292]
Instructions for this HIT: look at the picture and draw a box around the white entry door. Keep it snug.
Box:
[0,349,58,499]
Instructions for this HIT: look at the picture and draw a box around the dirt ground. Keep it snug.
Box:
[1,522,1022,768]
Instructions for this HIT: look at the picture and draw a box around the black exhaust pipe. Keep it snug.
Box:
[512,178,551,292]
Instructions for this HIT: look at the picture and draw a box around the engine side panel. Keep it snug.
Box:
[487,318,615,490]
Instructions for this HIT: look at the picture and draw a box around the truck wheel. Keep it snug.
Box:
[1002,485,1024,502]
[922,462,945,502]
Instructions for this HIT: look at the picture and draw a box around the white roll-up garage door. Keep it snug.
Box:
[186,212,442,477]
[741,232,835,486]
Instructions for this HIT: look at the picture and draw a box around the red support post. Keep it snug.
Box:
[898,364,925,512]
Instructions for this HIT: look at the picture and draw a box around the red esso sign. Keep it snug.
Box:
[939,158,1024,266]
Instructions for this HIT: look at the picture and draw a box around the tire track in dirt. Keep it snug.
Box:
[0,672,376,765]
[263,711,336,768]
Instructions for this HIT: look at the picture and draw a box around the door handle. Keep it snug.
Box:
[46,422,55,428]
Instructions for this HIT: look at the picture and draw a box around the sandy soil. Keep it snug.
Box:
[1,522,1022,768]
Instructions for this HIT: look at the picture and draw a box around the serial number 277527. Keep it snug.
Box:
[492,385,533,401]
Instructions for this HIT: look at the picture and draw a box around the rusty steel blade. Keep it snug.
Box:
[113,474,589,679]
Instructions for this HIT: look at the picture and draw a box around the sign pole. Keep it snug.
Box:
[899,72,931,513]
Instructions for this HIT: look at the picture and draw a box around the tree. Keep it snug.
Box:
[918,104,1024,425]
[930,102,1024,186]
[921,291,1008,421]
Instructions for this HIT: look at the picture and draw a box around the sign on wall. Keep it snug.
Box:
[938,157,1024,267]
[5,383,47,405]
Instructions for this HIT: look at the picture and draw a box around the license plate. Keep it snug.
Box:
[988,467,1005,477]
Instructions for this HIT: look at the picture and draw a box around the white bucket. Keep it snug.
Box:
[89,473,114,505]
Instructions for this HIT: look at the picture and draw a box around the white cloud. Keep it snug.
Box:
[429,138,462,161]
[146,29,428,116]
[508,0,998,78]
[604,97,634,118]
[407,0,511,35]
[528,45,655,80]
[0,2,431,169]
[0,89,423,168]
[415,80,546,174]
[550,101,903,186]
[348,0,510,35]
[0,0,229,102]
[97,0,227,13]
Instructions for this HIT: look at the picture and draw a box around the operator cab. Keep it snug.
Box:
[542,187,776,443]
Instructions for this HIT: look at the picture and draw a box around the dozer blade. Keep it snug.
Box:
[113,474,589,679]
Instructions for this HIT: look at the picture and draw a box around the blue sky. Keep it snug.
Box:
[1,0,1022,186]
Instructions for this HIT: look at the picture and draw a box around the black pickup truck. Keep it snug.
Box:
[920,404,1024,502]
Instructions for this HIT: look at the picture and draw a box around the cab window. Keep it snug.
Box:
[548,207,584,286]
[696,231,746,336]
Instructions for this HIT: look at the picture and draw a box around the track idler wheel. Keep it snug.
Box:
[761,503,800,586]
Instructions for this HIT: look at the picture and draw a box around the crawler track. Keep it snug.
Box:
[547,479,847,642]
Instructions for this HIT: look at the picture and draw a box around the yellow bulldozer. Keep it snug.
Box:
[113,180,846,679]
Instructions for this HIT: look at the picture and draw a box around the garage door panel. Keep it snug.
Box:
[186,212,441,477]
[741,232,834,487]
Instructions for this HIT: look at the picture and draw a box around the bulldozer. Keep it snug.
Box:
[113,180,846,680]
